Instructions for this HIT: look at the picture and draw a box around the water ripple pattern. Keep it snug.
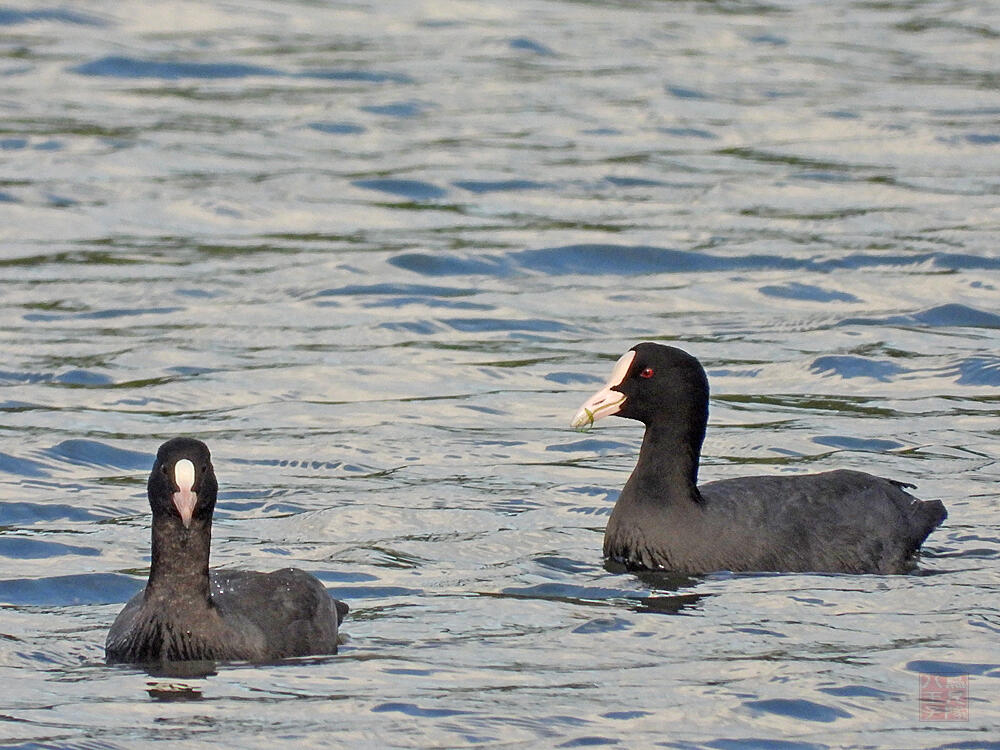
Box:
[1,1,998,748]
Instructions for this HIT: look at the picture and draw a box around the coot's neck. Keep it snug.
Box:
[628,415,704,505]
[146,515,212,605]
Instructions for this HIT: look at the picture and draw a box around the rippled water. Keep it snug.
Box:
[2,0,999,747]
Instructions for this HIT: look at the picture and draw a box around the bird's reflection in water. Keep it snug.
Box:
[146,683,206,701]
[145,660,216,700]
[605,559,707,614]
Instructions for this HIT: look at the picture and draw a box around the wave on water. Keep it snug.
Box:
[42,439,151,470]
[0,572,141,606]
[839,303,1000,329]
[71,56,413,83]
[389,244,1000,277]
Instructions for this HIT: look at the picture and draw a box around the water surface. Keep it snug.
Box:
[1,1,998,747]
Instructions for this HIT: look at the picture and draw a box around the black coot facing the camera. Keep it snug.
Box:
[106,437,347,664]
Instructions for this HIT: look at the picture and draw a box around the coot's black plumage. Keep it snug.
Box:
[106,438,347,664]
[571,343,947,574]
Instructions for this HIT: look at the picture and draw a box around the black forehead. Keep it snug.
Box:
[629,342,692,366]
[156,437,211,463]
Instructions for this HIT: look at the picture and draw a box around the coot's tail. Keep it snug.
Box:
[335,599,349,625]
[888,478,946,544]
[914,498,947,543]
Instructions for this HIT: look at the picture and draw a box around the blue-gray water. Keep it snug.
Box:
[1,0,999,747]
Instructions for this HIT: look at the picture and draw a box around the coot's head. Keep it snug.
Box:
[571,343,709,429]
[148,437,218,528]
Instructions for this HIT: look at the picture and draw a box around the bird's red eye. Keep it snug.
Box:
[639,367,655,379]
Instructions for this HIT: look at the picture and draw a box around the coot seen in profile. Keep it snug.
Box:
[571,343,947,574]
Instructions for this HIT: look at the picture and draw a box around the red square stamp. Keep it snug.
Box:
[918,673,969,721]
